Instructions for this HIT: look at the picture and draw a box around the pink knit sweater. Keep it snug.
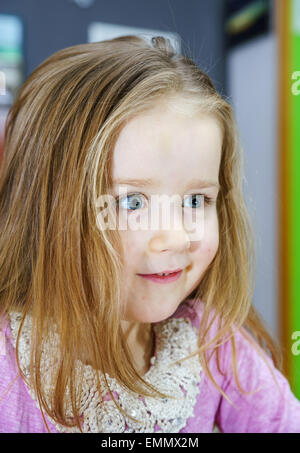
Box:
[0,299,300,433]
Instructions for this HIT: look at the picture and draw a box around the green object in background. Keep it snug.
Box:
[0,14,23,64]
[0,14,24,102]
[290,0,300,399]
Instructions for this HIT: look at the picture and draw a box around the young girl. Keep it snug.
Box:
[0,35,299,434]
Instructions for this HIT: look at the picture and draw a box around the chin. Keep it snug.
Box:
[133,303,181,324]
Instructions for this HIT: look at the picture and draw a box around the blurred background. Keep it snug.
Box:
[0,0,299,396]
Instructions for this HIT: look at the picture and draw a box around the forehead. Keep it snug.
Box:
[112,103,222,185]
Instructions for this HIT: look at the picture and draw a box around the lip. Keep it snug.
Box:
[139,268,182,275]
[137,269,183,284]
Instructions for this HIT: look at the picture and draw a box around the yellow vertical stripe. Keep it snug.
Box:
[276,0,292,379]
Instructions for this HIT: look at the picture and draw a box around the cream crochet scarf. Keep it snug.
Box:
[8,311,220,433]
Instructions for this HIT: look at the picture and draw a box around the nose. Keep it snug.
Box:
[148,197,191,252]
[149,230,190,252]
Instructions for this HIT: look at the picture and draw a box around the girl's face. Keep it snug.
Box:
[111,99,222,324]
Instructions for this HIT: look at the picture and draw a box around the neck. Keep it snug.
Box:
[120,320,155,375]
[120,319,152,340]
[75,320,155,375]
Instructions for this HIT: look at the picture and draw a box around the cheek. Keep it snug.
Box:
[208,232,219,256]
[118,229,144,268]
[204,244,218,262]
[199,227,219,263]
[205,213,219,256]
[205,227,219,255]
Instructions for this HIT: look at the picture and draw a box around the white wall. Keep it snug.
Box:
[227,33,278,338]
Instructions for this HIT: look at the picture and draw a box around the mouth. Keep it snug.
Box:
[136,269,183,284]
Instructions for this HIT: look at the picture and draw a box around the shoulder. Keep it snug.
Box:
[0,314,28,432]
[0,313,56,433]
[171,301,300,433]
[169,298,269,356]
[167,298,278,384]
[169,298,225,343]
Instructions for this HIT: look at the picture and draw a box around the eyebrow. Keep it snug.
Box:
[113,178,220,190]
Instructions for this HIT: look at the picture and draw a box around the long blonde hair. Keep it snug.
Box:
[0,35,283,431]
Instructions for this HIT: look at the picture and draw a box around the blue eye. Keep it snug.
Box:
[115,193,215,211]
[116,193,145,211]
[184,194,204,209]
[184,194,215,208]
